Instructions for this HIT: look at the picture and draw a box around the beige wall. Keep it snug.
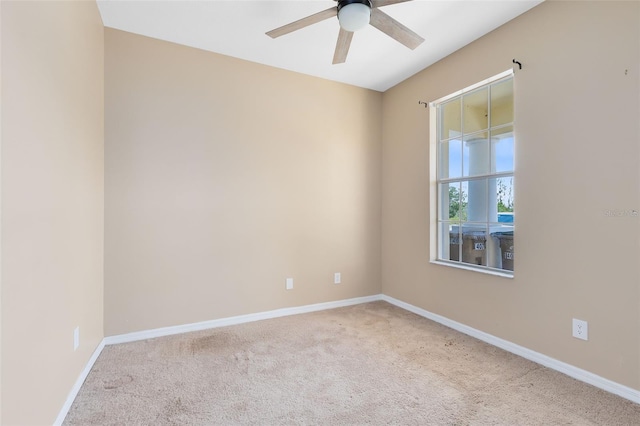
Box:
[382,0,640,391]
[1,1,104,424]
[104,29,382,336]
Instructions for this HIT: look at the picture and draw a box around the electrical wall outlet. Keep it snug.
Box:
[286,278,293,290]
[572,318,588,341]
[74,326,80,351]
[334,272,341,284]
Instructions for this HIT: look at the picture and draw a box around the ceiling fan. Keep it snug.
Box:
[266,0,425,65]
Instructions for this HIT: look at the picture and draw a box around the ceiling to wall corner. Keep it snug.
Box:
[97,0,543,92]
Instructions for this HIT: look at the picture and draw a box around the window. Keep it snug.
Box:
[432,71,514,274]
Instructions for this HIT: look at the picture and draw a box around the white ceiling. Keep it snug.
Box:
[97,0,542,92]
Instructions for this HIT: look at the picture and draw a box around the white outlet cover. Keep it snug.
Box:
[286,278,293,290]
[572,318,588,341]
[334,273,341,284]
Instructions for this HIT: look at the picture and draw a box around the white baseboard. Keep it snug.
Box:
[54,339,106,426]
[381,294,640,405]
[104,294,383,345]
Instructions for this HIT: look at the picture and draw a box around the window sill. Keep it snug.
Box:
[430,260,514,279]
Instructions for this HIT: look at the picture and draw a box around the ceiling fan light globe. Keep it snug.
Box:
[338,3,371,32]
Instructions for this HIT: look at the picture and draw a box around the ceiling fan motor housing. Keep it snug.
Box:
[337,0,372,32]
[337,0,373,11]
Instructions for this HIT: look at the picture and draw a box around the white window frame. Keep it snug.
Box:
[429,70,515,276]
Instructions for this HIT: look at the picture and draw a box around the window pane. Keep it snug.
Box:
[466,178,488,222]
[490,225,514,271]
[491,79,513,127]
[439,222,460,261]
[491,126,514,173]
[463,88,488,133]
[492,176,514,216]
[439,99,461,140]
[463,132,489,177]
[439,182,466,221]
[461,225,487,267]
[439,139,462,179]
[458,181,468,221]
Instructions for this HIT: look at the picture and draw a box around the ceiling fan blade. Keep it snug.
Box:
[369,9,424,49]
[266,7,337,38]
[372,0,413,8]
[333,28,354,64]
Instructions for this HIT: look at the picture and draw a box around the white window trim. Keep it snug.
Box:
[428,70,514,275]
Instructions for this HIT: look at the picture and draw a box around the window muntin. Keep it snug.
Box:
[434,72,514,273]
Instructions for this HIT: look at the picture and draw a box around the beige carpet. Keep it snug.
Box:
[64,301,640,425]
